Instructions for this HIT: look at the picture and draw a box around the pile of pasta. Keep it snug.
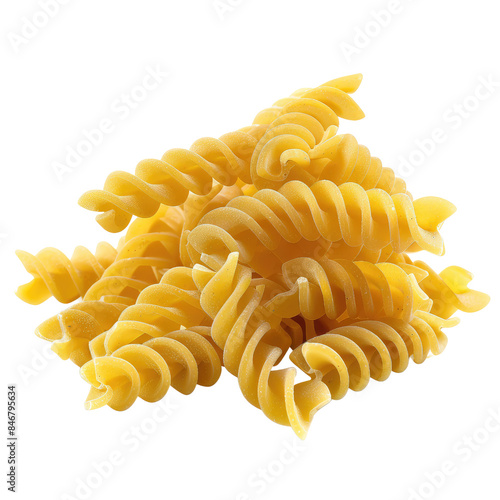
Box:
[17,74,489,438]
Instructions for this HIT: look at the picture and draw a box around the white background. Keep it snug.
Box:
[1,1,499,499]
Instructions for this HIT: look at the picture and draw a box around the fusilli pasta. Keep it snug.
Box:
[17,74,489,438]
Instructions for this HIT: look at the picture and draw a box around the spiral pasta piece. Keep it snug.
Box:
[187,180,456,277]
[80,326,222,411]
[264,257,432,323]
[387,256,490,318]
[253,74,365,128]
[79,125,268,233]
[193,252,331,438]
[33,207,185,366]
[289,311,458,402]
[16,242,117,305]
[250,76,365,190]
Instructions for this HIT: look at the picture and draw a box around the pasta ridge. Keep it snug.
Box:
[253,74,365,129]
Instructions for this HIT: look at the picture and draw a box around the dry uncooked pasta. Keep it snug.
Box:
[17,74,489,438]
[30,206,185,366]
[186,181,455,277]
[78,75,365,232]
[16,242,117,305]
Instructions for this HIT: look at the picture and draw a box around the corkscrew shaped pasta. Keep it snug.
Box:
[253,74,365,129]
[16,242,117,305]
[289,311,459,403]
[78,124,268,233]
[80,326,222,411]
[264,257,432,323]
[193,252,332,438]
[249,76,365,190]
[387,255,490,318]
[80,266,220,410]
[34,207,185,366]
[187,180,456,277]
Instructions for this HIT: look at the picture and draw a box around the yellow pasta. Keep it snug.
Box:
[179,184,244,266]
[264,257,431,323]
[36,301,128,367]
[79,266,221,411]
[78,125,268,233]
[187,180,455,277]
[290,311,458,402]
[80,326,222,411]
[253,74,365,127]
[102,266,210,354]
[16,242,117,305]
[387,255,490,318]
[17,74,489,438]
[247,76,365,191]
[78,75,365,233]
[34,207,185,366]
[313,133,409,195]
[194,252,327,438]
